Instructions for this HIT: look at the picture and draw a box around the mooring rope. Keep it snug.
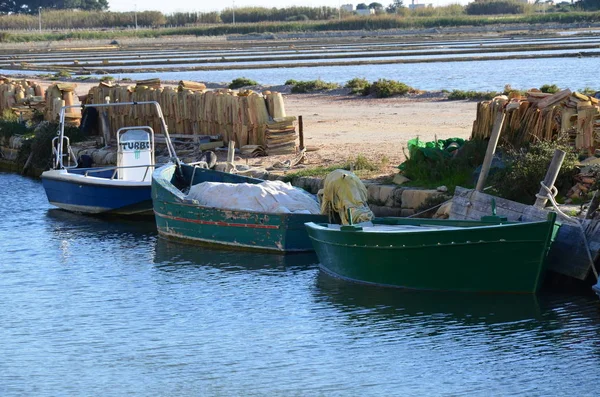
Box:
[537,182,599,281]
[407,198,453,219]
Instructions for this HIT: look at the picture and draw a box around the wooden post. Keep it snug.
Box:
[475,112,505,192]
[298,115,304,151]
[534,149,566,208]
[586,190,600,219]
[226,140,235,173]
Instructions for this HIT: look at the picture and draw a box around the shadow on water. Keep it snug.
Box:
[45,208,157,242]
[314,270,600,330]
[313,271,547,326]
[152,237,319,273]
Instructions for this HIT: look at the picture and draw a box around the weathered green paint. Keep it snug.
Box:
[152,163,328,253]
[305,213,559,293]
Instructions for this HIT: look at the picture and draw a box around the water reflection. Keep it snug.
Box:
[313,271,544,326]
[152,238,318,273]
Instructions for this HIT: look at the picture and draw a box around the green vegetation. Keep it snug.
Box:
[465,0,528,15]
[447,90,499,100]
[488,137,578,205]
[540,84,560,94]
[288,79,340,93]
[53,70,72,79]
[0,10,164,30]
[282,154,388,181]
[3,11,600,42]
[229,77,258,89]
[99,75,115,82]
[369,79,411,98]
[345,77,371,95]
[1,0,108,15]
[579,87,599,95]
[400,138,488,193]
[219,6,340,23]
[0,118,31,145]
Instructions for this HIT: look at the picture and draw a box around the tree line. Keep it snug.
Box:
[1,1,599,30]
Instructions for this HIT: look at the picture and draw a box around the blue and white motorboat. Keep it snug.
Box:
[41,101,177,215]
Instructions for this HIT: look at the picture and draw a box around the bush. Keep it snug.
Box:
[289,79,340,93]
[345,77,370,95]
[100,75,115,82]
[53,70,72,79]
[465,0,526,15]
[540,84,560,94]
[229,77,258,89]
[369,79,411,98]
[447,90,499,100]
[488,137,578,205]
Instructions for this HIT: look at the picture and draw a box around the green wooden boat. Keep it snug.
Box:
[305,212,559,293]
[152,163,328,253]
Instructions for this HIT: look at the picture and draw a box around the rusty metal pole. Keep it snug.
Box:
[298,115,304,151]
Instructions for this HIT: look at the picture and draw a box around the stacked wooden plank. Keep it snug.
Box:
[81,81,289,149]
[44,83,80,124]
[0,77,44,116]
[265,116,297,155]
[178,81,206,92]
[471,89,600,152]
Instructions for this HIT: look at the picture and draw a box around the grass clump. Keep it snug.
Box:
[281,154,388,181]
[52,70,72,79]
[579,87,598,96]
[488,137,578,205]
[99,75,115,82]
[229,77,258,89]
[345,77,370,95]
[447,90,498,100]
[289,79,340,93]
[369,79,411,98]
[540,84,560,94]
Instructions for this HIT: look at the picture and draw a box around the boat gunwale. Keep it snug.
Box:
[42,169,152,188]
[153,163,324,220]
[304,217,555,235]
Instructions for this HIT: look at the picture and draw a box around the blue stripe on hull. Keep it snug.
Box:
[42,176,152,214]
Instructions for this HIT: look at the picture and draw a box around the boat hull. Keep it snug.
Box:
[152,163,328,253]
[306,216,559,293]
[593,280,600,298]
[41,169,152,215]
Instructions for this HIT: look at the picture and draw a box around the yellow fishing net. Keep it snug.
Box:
[320,169,374,225]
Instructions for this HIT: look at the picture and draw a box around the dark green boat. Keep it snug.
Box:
[152,163,328,253]
[305,213,559,293]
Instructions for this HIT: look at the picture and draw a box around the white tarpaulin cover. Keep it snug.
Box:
[186,180,321,214]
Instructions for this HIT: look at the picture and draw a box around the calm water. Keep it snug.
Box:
[1,172,600,396]
[82,56,600,92]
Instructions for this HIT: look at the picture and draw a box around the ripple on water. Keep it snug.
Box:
[1,172,599,396]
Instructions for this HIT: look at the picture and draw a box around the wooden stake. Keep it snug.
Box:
[476,112,505,192]
[226,140,235,173]
[534,149,566,208]
[298,115,304,151]
[586,190,600,219]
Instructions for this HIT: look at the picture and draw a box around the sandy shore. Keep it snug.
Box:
[37,80,476,172]
[284,93,476,170]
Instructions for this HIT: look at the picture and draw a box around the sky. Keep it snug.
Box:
[108,0,469,13]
